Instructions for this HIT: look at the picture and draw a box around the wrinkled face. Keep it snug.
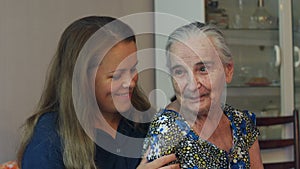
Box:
[95,41,138,114]
[169,37,233,114]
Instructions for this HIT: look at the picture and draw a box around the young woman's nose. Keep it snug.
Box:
[121,72,137,88]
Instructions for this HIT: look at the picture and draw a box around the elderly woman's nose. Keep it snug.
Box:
[186,74,201,90]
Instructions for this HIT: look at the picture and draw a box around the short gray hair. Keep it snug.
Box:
[165,22,232,67]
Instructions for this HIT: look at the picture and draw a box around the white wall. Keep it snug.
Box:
[154,0,205,109]
[0,0,154,163]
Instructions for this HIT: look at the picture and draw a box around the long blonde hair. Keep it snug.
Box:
[17,16,150,169]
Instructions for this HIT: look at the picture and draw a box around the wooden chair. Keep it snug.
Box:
[0,161,19,169]
[256,109,299,169]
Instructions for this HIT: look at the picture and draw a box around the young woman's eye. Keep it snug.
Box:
[111,74,121,80]
[130,67,137,74]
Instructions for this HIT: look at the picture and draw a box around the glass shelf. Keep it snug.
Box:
[228,83,280,88]
[221,28,279,31]
[227,86,280,96]
[221,29,279,46]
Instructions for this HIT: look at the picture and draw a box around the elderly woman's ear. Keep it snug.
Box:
[225,61,234,83]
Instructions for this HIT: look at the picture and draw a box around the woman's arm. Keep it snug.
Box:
[249,139,264,169]
[21,113,64,169]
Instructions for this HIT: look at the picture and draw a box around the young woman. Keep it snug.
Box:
[17,16,179,169]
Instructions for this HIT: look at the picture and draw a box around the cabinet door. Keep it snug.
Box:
[209,0,294,162]
[208,0,283,116]
[224,29,281,116]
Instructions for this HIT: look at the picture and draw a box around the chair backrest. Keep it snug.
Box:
[256,109,299,169]
[0,161,19,169]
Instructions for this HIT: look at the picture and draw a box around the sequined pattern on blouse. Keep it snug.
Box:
[143,105,259,169]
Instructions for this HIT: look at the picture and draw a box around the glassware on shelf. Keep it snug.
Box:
[246,68,271,86]
[231,65,252,86]
[232,0,247,29]
[206,0,229,29]
[250,0,278,29]
[248,16,258,29]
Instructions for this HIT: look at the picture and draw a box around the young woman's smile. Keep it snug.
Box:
[95,41,138,115]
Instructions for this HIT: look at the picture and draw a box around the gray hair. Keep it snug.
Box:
[165,22,232,67]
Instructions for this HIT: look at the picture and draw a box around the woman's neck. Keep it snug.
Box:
[192,105,224,140]
[95,111,122,138]
[167,101,226,140]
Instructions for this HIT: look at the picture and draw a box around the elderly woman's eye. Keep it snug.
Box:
[172,67,186,77]
[195,64,210,74]
[200,66,207,72]
[175,69,183,75]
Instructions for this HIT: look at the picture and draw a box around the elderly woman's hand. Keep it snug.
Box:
[137,154,179,169]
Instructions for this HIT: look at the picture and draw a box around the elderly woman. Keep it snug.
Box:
[143,22,263,169]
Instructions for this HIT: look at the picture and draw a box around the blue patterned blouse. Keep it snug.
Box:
[143,105,259,169]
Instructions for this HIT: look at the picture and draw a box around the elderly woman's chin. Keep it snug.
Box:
[181,100,202,114]
[186,98,211,113]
